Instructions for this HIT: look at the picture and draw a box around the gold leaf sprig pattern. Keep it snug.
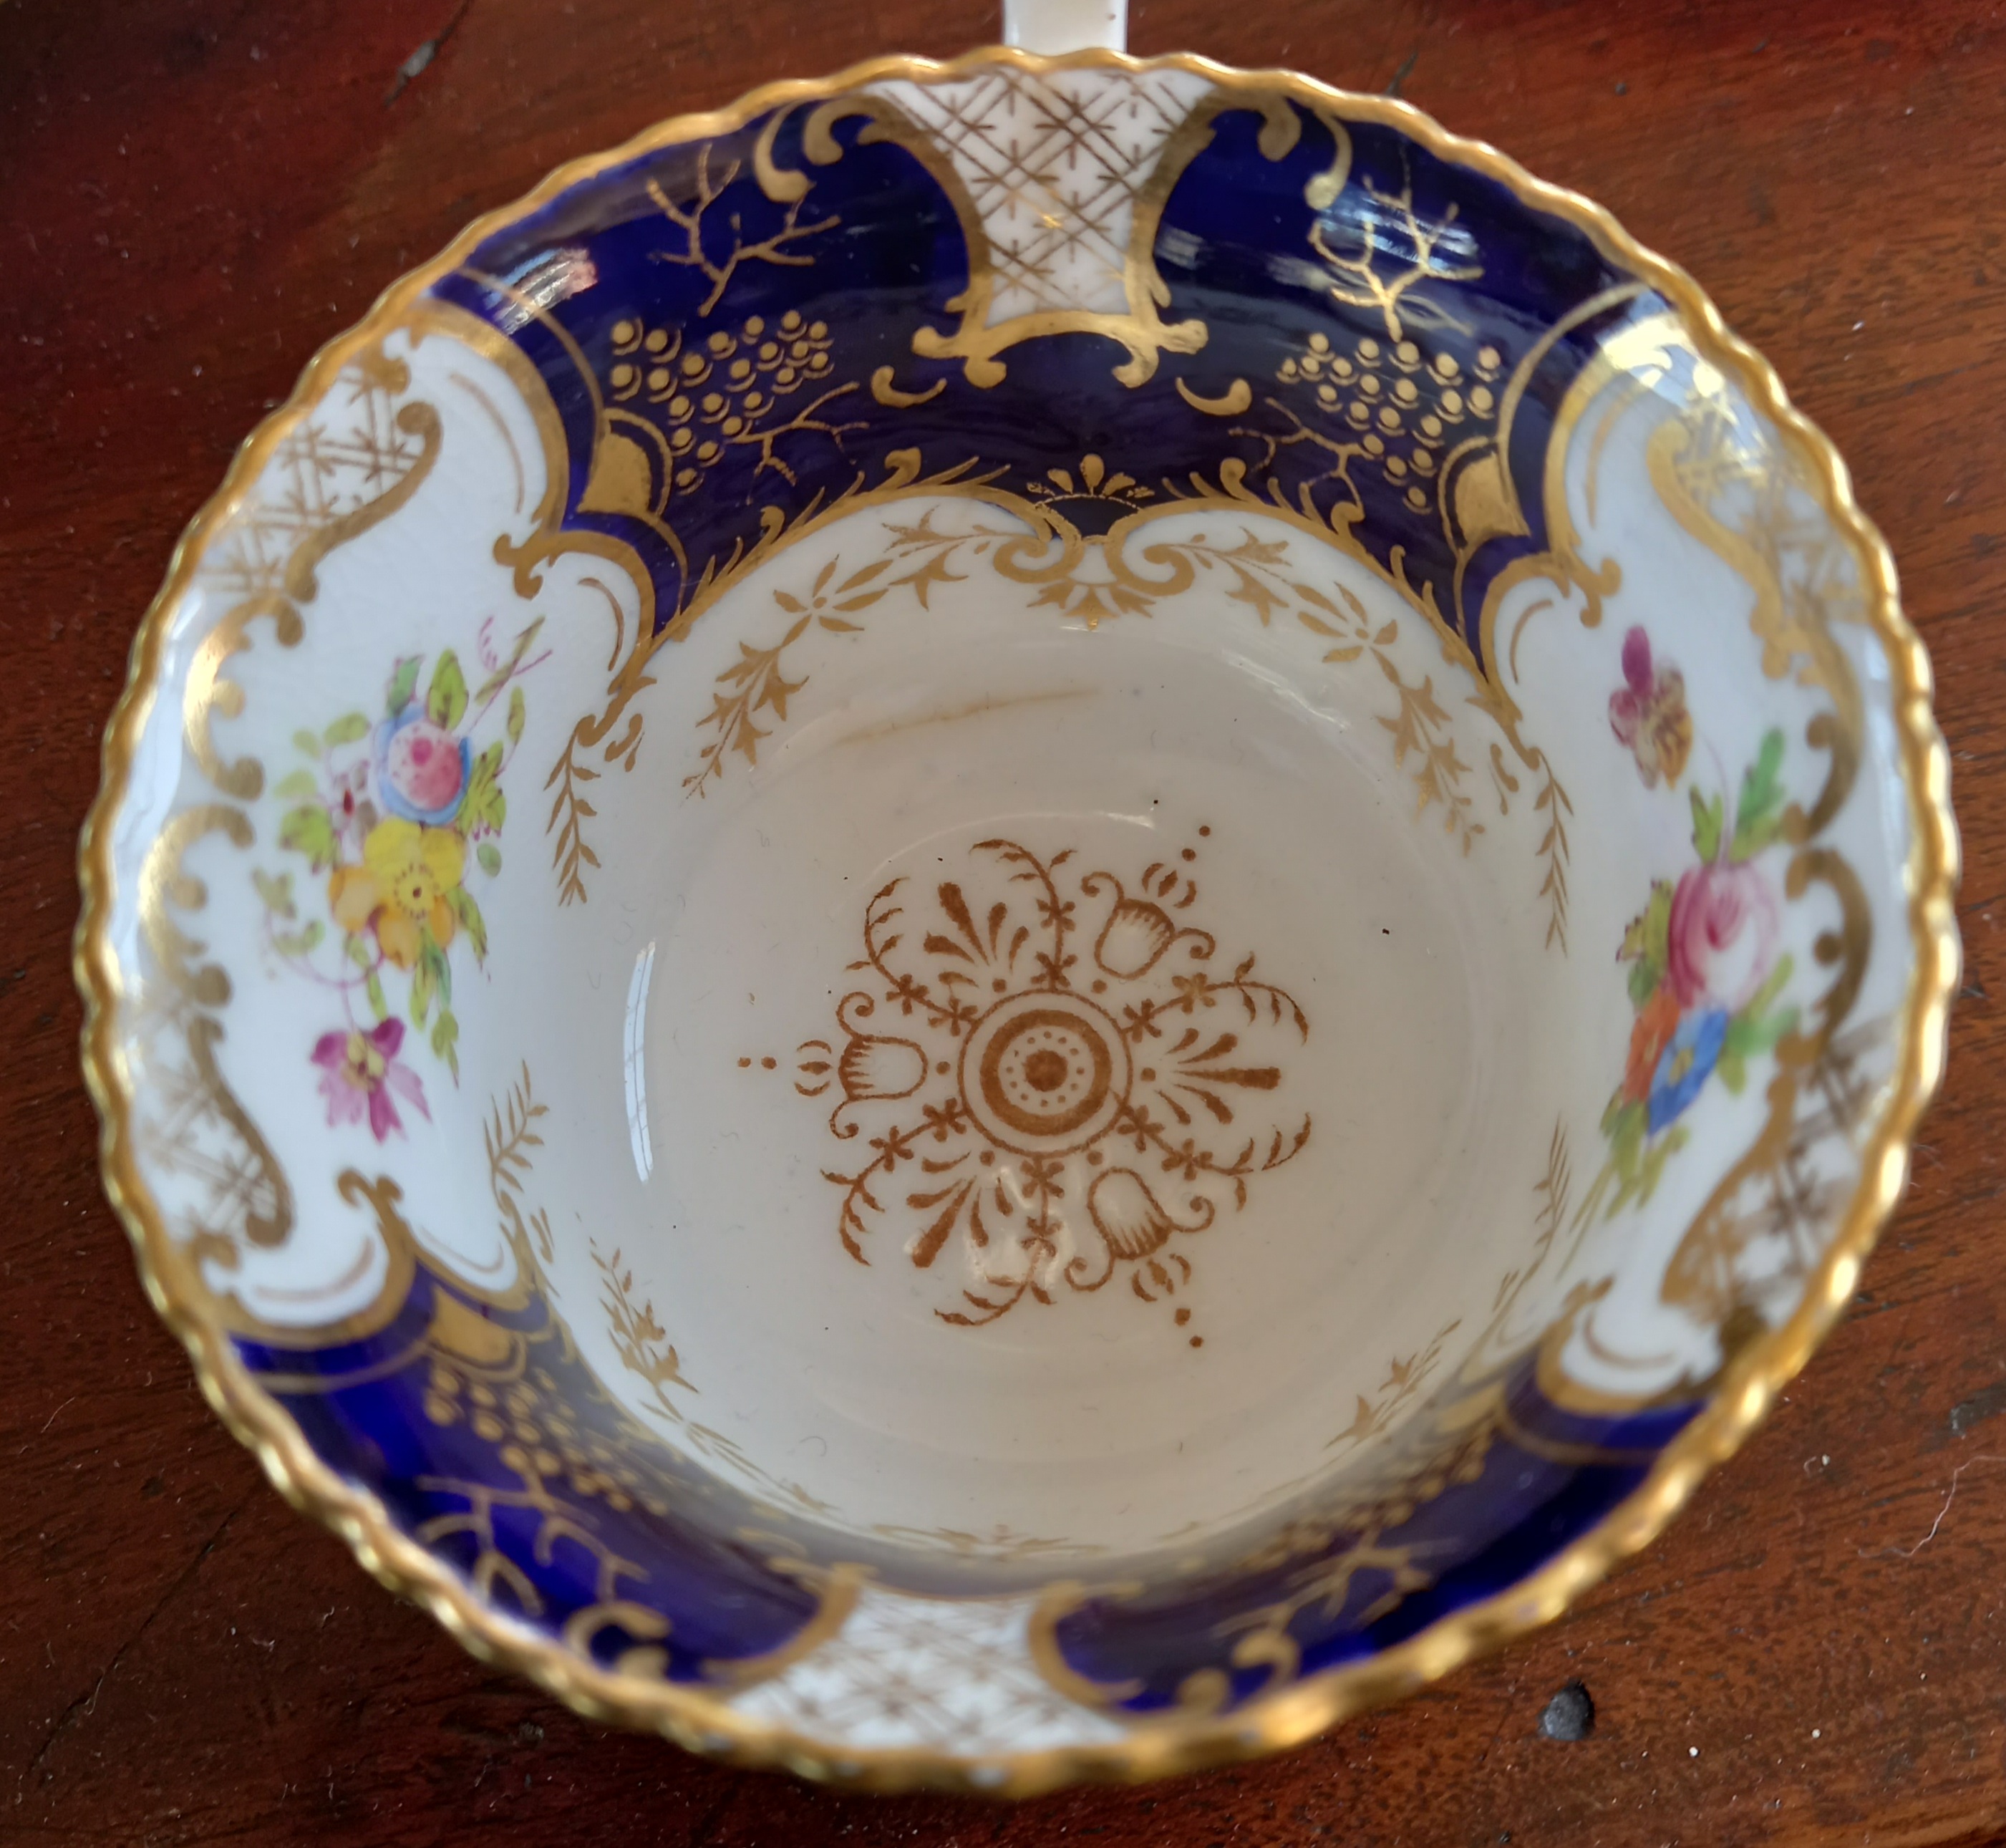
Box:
[683,556,893,797]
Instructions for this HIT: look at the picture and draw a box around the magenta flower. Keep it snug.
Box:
[311,1018,430,1141]
[1609,626,1693,788]
[1666,859,1780,1011]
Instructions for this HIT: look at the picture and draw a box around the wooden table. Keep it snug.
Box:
[4,0,2002,1841]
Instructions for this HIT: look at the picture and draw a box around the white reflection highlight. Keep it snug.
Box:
[624,939,656,1182]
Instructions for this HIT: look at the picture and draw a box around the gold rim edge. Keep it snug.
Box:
[72,45,1961,1796]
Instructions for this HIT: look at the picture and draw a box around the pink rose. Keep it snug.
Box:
[1667,859,1780,1011]
[377,713,470,824]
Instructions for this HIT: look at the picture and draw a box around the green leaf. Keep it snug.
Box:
[431,1007,460,1080]
[1690,788,1725,863]
[278,803,338,871]
[1722,956,1799,1068]
[1717,1045,1748,1095]
[272,768,319,801]
[1619,881,1673,1005]
[292,729,323,759]
[1731,727,1788,860]
[506,686,526,746]
[252,869,296,918]
[410,952,434,1029]
[476,842,503,877]
[364,967,387,1020]
[420,932,452,1005]
[323,712,371,748]
[345,933,373,969]
[426,649,467,729]
[271,919,326,958]
[1743,952,1795,1022]
[385,656,422,717]
[455,741,507,838]
[448,886,490,962]
[1725,1002,1798,1062]
[1603,1098,1645,1170]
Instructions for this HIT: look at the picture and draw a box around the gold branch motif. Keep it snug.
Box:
[673,497,1545,876]
[1468,1117,1574,1375]
[1297,589,1484,855]
[543,733,601,907]
[646,147,838,319]
[1377,654,1481,854]
[1324,1319,1462,1456]
[864,1521,1105,1563]
[546,449,997,899]
[687,614,810,798]
[1308,161,1483,342]
[589,1242,825,1506]
[735,384,865,486]
[1529,1116,1574,1274]
[1532,752,1574,952]
[684,555,892,798]
[594,1244,697,1412]
[485,1061,553,1268]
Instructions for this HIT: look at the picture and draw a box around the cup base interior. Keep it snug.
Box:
[508,505,1574,1581]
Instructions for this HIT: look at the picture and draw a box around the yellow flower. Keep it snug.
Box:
[329,817,462,967]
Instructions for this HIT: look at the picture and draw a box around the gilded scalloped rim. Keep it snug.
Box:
[73,47,1960,1796]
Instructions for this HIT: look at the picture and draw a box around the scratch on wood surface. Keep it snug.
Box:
[1859,1456,2006,1559]
[386,0,473,105]
[22,1488,256,1777]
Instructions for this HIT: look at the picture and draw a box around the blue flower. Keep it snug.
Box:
[1647,1007,1728,1134]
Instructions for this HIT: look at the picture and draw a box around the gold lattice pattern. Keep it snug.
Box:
[205,358,434,601]
[732,1590,1109,1749]
[882,67,1209,323]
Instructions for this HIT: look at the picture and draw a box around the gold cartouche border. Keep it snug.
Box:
[74,47,1959,1796]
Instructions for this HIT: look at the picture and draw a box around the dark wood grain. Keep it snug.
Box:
[2,0,2001,1841]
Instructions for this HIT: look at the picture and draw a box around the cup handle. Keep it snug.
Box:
[1002,0,1127,53]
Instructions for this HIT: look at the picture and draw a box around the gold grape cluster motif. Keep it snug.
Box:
[607,309,858,495]
[1266,332,1505,523]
